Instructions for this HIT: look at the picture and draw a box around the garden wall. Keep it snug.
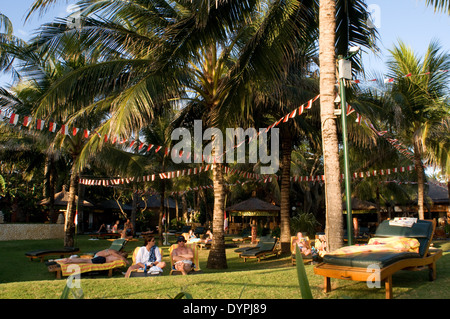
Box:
[0,223,64,241]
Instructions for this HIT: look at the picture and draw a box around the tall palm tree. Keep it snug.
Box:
[372,40,450,220]
[318,0,378,251]
[27,0,321,268]
[28,0,377,256]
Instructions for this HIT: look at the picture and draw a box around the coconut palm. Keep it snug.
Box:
[318,0,378,251]
[367,41,450,220]
[425,0,450,13]
[27,0,322,268]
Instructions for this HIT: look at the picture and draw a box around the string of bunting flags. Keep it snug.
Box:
[78,163,416,189]
[0,94,320,163]
[351,69,449,85]
[2,69,443,163]
[2,93,417,187]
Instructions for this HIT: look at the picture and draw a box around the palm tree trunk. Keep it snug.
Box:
[45,153,57,223]
[279,128,292,254]
[158,181,166,247]
[131,185,137,235]
[207,163,227,269]
[64,167,78,247]
[414,141,425,219]
[182,193,188,223]
[76,182,85,233]
[319,0,344,252]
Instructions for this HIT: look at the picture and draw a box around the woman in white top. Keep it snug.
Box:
[124,236,166,277]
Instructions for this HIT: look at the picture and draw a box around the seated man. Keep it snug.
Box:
[59,249,129,265]
[124,236,166,277]
[292,232,312,257]
[172,236,194,275]
[203,230,213,243]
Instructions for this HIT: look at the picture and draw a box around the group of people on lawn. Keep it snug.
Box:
[97,219,135,239]
[60,234,196,276]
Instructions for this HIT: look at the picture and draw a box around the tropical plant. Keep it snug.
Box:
[290,211,320,238]
[367,40,450,219]
[425,0,450,13]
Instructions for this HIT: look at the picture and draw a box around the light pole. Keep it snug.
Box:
[338,46,360,246]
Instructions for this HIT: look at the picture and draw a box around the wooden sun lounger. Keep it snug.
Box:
[89,232,122,239]
[238,237,280,262]
[313,219,442,299]
[25,247,80,262]
[46,259,127,279]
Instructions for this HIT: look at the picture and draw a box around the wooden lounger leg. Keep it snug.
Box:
[429,262,437,281]
[385,276,393,299]
[324,277,331,293]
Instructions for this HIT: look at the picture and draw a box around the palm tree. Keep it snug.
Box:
[370,41,450,220]
[425,0,450,13]
[318,0,378,251]
[27,0,321,268]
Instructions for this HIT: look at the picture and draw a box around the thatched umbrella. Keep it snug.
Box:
[226,197,280,217]
[342,197,376,213]
[38,186,93,207]
[226,197,280,242]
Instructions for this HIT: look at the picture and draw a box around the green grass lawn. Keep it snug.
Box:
[1,235,449,299]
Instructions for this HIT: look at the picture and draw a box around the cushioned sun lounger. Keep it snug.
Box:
[25,247,80,262]
[234,235,271,254]
[232,228,252,243]
[46,259,127,279]
[238,237,280,262]
[313,219,442,299]
[89,232,121,239]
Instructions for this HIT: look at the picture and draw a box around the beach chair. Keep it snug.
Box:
[169,243,202,275]
[194,226,206,236]
[89,232,121,239]
[233,235,269,254]
[25,247,80,262]
[290,235,313,265]
[232,228,252,244]
[46,258,127,279]
[46,238,129,279]
[128,246,164,277]
[314,219,443,299]
[238,236,280,262]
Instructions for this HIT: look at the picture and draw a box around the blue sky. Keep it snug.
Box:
[1,0,450,86]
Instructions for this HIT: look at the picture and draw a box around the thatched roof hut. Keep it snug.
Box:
[38,186,93,207]
[226,197,280,216]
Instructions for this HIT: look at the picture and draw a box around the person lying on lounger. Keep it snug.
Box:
[59,249,129,265]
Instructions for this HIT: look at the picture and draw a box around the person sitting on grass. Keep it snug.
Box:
[172,236,194,275]
[59,249,129,265]
[124,236,166,277]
